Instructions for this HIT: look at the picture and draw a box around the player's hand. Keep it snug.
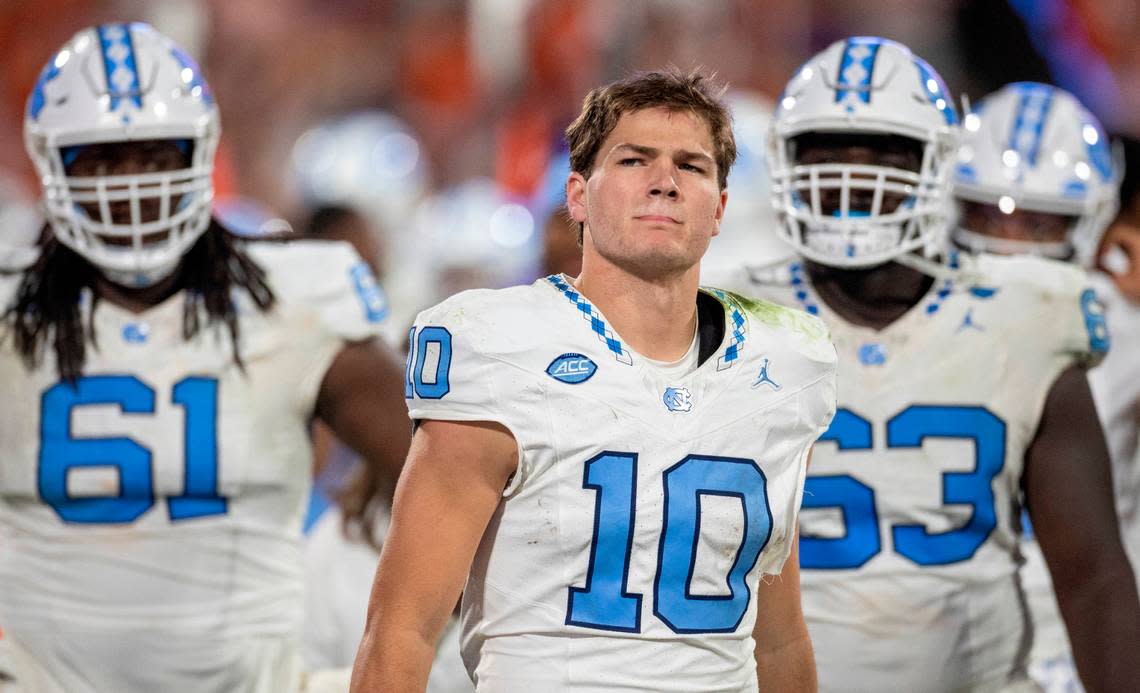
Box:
[1097,221,1140,303]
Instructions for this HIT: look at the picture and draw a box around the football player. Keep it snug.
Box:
[351,69,838,692]
[0,23,410,693]
[714,38,1140,691]
[952,81,1135,692]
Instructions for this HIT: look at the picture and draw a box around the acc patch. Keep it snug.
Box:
[546,353,597,384]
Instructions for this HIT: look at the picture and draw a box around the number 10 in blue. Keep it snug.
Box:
[566,451,772,634]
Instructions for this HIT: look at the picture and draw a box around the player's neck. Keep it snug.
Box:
[805,259,934,330]
[93,270,183,314]
[572,262,699,362]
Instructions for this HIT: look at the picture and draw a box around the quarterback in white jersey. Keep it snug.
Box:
[353,70,837,692]
[409,277,834,691]
[715,37,1140,692]
[0,24,410,693]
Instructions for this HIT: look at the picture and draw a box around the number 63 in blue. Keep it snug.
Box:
[566,452,774,634]
[38,374,226,524]
[801,405,1006,569]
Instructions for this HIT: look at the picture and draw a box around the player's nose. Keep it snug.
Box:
[647,159,680,199]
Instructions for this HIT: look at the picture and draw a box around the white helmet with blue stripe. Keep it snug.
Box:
[952,82,1119,266]
[24,22,219,287]
[770,37,960,270]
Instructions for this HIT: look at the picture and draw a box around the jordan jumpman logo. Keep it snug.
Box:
[752,358,781,390]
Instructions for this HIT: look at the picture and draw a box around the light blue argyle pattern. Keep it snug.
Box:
[705,288,748,370]
[98,24,142,111]
[546,275,633,365]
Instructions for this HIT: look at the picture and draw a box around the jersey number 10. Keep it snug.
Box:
[567,452,774,635]
[38,374,226,524]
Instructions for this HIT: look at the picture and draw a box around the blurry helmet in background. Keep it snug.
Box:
[24,22,219,287]
[381,178,541,340]
[952,82,1119,266]
[770,36,960,269]
[702,89,792,275]
[290,111,429,237]
[414,177,539,290]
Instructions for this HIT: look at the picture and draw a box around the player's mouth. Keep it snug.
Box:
[635,214,681,224]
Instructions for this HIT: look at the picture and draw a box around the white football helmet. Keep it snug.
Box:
[290,110,429,234]
[24,22,219,287]
[770,37,960,270]
[952,82,1119,266]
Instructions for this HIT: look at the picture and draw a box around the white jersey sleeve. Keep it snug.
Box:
[976,253,1109,363]
[973,254,1108,431]
[405,288,546,495]
[249,239,388,408]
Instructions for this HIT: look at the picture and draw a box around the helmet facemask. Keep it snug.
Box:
[773,131,955,267]
[33,136,216,287]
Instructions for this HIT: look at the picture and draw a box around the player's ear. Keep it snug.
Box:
[566,172,588,224]
[711,189,727,237]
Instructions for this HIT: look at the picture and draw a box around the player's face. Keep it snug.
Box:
[567,107,726,279]
[792,132,923,216]
[64,139,191,245]
[959,201,1073,247]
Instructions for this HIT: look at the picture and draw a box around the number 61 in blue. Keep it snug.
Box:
[38,374,226,524]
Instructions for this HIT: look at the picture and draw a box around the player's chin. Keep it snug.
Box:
[620,246,702,279]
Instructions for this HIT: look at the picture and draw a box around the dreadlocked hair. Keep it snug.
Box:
[6,219,276,383]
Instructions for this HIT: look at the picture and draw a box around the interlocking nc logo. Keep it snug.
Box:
[663,386,693,413]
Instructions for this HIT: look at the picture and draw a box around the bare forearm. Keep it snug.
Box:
[350,625,437,693]
[755,632,817,693]
[1058,563,1140,692]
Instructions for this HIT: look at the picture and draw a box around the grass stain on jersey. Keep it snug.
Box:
[711,288,829,341]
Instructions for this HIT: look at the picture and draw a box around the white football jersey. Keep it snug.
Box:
[717,253,1106,693]
[406,275,837,693]
[0,239,385,693]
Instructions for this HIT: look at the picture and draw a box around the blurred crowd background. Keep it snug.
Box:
[2,0,1140,332]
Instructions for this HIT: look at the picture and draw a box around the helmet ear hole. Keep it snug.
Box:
[24,22,219,286]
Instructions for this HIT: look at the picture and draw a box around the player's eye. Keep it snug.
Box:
[618,157,644,166]
[679,162,706,174]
